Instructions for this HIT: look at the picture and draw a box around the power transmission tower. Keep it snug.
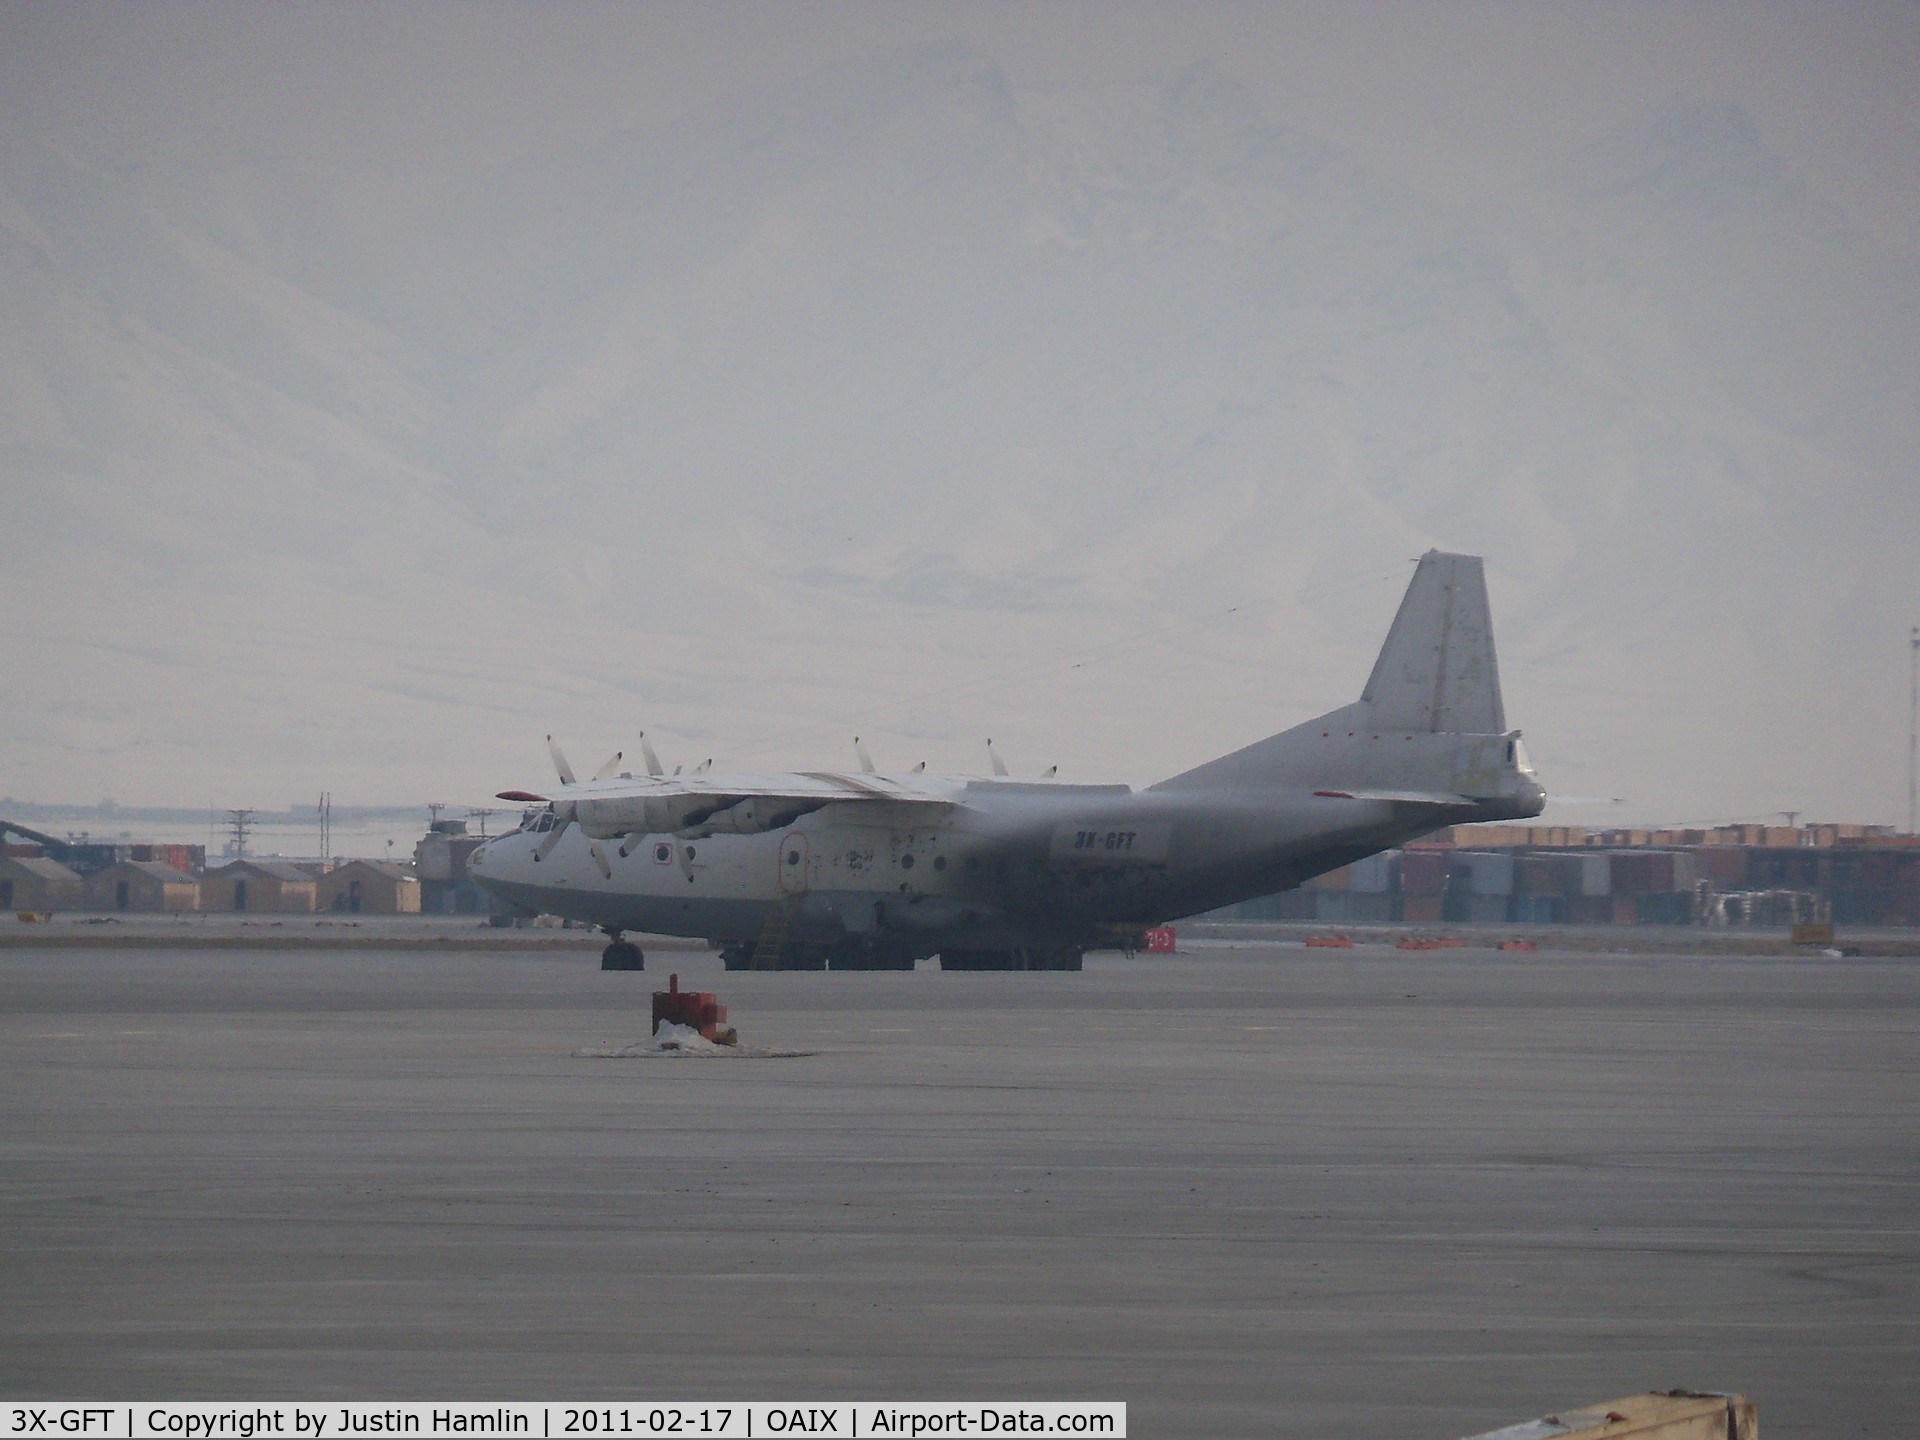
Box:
[226,808,255,858]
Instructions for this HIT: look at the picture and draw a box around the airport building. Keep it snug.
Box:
[81,860,201,913]
[413,819,490,914]
[0,856,85,913]
[197,859,319,913]
[316,859,421,914]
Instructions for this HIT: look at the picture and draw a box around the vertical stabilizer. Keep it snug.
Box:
[1153,549,1535,804]
[1361,551,1504,734]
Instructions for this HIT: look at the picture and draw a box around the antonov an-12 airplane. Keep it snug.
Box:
[469,551,1545,970]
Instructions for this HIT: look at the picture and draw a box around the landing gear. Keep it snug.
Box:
[600,937,644,971]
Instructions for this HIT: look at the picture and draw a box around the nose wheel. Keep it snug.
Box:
[600,932,645,971]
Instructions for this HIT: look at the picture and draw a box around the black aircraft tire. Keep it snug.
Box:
[600,941,644,971]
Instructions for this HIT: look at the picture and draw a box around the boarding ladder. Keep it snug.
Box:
[750,895,802,970]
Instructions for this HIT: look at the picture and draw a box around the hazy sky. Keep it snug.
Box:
[2,2,1917,827]
[7,2,1914,247]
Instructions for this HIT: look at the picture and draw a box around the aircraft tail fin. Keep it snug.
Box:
[1154,551,1540,814]
[1359,550,1504,734]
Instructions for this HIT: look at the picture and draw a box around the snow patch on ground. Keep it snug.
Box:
[574,1020,815,1060]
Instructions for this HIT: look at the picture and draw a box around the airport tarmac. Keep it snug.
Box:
[2,939,1915,1437]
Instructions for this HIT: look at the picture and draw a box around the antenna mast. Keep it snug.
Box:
[1909,626,1918,835]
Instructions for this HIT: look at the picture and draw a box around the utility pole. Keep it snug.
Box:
[1909,626,1918,835]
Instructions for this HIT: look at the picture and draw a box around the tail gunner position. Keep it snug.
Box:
[470,552,1545,970]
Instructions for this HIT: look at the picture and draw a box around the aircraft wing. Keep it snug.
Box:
[501,769,956,840]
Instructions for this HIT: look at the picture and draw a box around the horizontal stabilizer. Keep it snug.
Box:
[1313,789,1477,806]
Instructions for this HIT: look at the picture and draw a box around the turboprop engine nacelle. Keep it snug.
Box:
[572,793,824,840]
[573,795,687,840]
[683,796,822,837]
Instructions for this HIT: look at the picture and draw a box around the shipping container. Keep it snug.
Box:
[1347,893,1400,923]
[1463,895,1508,925]
[1348,851,1396,894]
[1401,850,1448,897]
[1562,896,1614,925]
[1579,854,1612,897]
[1514,854,1575,897]
[1451,851,1514,896]
[1401,895,1443,924]
[1508,895,1560,924]
[1698,848,1748,886]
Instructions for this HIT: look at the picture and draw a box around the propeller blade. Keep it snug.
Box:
[588,842,612,879]
[1041,765,1058,779]
[638,732,665,777]
[912,761,926,773]
[496,790,548,803]
[695,758,713,774]
[987,739,1008,777]
[546,735,577,787]
[855,737,876,774]
[534,819,570,861]
[592,751,624,782]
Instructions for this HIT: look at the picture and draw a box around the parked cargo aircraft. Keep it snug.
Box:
[469,551,1545,970]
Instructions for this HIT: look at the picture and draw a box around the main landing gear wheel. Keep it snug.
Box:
[600,939,644,971]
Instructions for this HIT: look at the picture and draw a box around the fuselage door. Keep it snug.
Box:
[777,832,810,895]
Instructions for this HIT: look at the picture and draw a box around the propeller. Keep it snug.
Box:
[638,731,665,777]
[521,735,614,874]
